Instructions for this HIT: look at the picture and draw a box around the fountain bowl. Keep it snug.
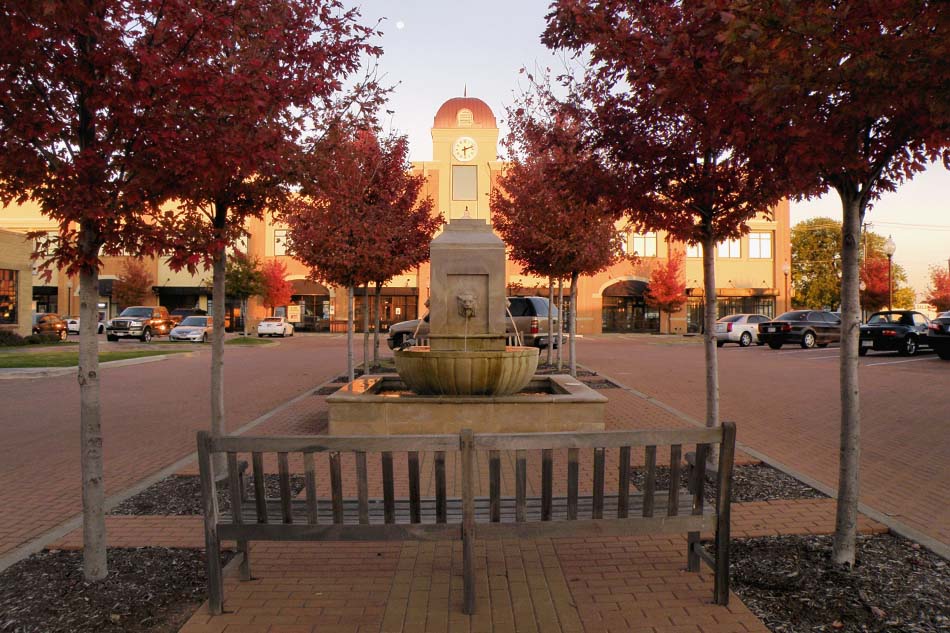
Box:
[394,346,539,396]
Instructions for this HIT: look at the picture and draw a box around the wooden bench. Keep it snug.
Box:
[197,423,736,615]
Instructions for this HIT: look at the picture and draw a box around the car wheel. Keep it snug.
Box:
[98,324,104,334]
[858,347,868,356]
[201,333,208,343]
[899,336,917,357]
[739,332,752,347]
[107,335,118,342]
[716,340,725,348]
[59,329,68,341]
[768,341,783,350]
[141,328,152,343]
[801,331,817,349]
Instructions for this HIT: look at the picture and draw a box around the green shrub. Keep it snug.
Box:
[0,330,27,346]
[25,333,62,345]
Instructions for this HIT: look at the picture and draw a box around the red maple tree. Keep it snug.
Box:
[860,257,891,313]
[924,267,950,313]
[112,260,155,310]
[260,260,294,315]
[155,1,382,468]
[0,0,244,579]
[283,127,439,379]
[644,252,687,333]
[492,98,625,377]
[721,0,949,564]
[544,2,793,469]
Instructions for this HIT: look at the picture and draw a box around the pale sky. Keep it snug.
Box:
[356,0,950,296]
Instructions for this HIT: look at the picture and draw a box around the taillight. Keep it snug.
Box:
[882,329,897,336]
[782,323,791,332]
[530,317,539,334]
[727,323,733,332]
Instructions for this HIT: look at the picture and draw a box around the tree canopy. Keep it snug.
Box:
[924,266,950,312]
[112,260,154,309]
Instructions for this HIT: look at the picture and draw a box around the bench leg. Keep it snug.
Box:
[714,528,730,605]
[686,531,700,573]
[205,533,224,615]
[239,540,251,581]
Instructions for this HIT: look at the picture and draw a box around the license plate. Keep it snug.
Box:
[767,326,776,332]
[861,340,872,347]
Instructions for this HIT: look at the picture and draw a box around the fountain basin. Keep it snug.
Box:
[327,374,607,435]
[394,346,539,396]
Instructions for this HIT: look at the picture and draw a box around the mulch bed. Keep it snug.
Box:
[632,463,828,503]
[724,533,949,633]
[0,548,232,633]
[110,474,306,516]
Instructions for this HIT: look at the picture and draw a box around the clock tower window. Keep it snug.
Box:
[452,165,477,201]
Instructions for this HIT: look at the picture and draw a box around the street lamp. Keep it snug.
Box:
[883,235,896,310]
[782,261,791,312]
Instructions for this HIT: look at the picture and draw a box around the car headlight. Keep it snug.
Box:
[129,320,143,326]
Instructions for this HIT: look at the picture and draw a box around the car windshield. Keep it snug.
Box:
[180,317,208,326]
[775,311,808,321]
[263,317,282,323]
[867,313,905,325]
[718,315,743,323]
[120,307,152,318]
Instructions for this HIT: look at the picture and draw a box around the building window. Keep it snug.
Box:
[452,165,477,200]
[748,232,772,259]
[686,243,703,258]
[630,232,657,258]
[717,239,740,258]
[0,269,17,325]
[274,229,288,256]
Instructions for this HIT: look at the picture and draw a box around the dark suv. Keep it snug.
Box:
[106,306,174,342]
[386,296,562,349]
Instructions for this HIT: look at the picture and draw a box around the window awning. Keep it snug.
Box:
[291,279,330,295]
[602,280,649,297]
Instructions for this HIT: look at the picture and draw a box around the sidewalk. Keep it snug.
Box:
[49,377,888,633]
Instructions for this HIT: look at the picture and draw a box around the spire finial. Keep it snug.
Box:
[463,84,467,97]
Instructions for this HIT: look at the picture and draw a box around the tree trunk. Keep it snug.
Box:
[361,283,370,375]
[701,231,720,466]
[547,278,554,365]
[557,278,564,372]
[833,194,864,566]
[373,281,382,369]
[210,244,227,476]
[241,296,248,336]
[77,229,106,580]
[347,285,355,382]
[569,271,579,378]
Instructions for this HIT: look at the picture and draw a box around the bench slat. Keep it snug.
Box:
[474,428,722,450]
[278,452,292,524]
[227,453,243,526]
[668,444,681,518]
[252,452,267,524]
[515,450,527,523]
[592,447,605,519]
[304,451,318,524]
[489,450,501,523]
[356,451,369,525]
[219,522,460,542]
[408,451,421,524]
[643,445,656,518]
[329,452,343,524]
[567,448,579,520]
[213,435,459,453]
[618,446,630,518]
[382,451,395,524]
[541,449,553,521]
[435,451,447,524]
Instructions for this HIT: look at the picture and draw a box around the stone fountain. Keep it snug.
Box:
[327,218,605,435]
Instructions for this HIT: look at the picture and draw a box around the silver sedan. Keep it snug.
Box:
[715,313,770,347]
[169,316,213,343]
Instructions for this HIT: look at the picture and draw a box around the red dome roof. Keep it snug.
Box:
[433,97,496,129]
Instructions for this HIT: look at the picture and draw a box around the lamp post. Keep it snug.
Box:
[782,261,791,313]
[883,235,896,310]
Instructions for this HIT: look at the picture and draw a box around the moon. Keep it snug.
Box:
[395,20,405,30]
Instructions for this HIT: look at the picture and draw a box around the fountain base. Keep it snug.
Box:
[326,374,607,435]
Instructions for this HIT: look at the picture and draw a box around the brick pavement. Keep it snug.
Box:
[575,336,950,549]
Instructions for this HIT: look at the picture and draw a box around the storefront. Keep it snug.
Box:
[289,279,331,331]
[601,280,660,333]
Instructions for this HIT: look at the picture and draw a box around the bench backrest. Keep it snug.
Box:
[198,424,735,540]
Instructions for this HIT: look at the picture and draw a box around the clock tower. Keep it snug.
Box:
[430,95,501,221]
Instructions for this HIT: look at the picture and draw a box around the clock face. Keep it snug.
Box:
[453,137,477,162]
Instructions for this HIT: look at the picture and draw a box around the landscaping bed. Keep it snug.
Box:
[632,463,828,503]
[110,474,306,516]
[724,533,949,633]
[0,548,232,633]
[0,349,189,368]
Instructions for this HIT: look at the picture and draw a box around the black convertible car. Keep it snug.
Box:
[859,310,932,356]
[927,311,950,360]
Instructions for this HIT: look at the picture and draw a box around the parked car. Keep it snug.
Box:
[714,314,769,347]
[105,306,174,342]
[31,312,68,341]
[386,296,562,350]
[169,315,214,343]
[169,307,207,324]
[928,311,950,360]
[258,316,294,337]
[758,310,841,349]
[858,310,932,357]
[63,315,105,335]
